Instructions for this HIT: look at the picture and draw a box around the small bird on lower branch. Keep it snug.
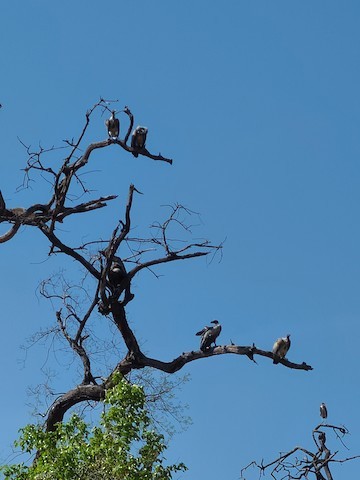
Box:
[320,402,328,419]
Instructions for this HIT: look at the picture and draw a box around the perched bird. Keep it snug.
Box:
[320,402,328,419]
[107,256,127,288]
[105,111,120,139]
[196,320,222,352]
[272,334,291,364]
[131,126,148,157]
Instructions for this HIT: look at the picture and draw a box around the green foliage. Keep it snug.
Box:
[1,375,187,480]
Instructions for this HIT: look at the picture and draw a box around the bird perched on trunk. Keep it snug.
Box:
[105,111,120,139]
[107,256,127,288]
[272,334,291,364]
[196,320,222,352]
[131,126,148,157]
[105,255,134,305]
[320,402,328,419]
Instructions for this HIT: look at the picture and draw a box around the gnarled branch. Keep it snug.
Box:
[241,422,359,479]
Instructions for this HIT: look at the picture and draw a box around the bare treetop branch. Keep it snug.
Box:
[241,422,359,479]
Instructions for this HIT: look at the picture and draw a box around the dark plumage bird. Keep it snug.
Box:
[272,334,291,364]
[320,402,328,419]
[196,320,222,352]
[105,111,120,139]
[107,256,127,288]
[131,126,148,157]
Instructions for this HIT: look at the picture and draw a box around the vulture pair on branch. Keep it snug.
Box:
[105,110,148,157]
[195,326,293,366]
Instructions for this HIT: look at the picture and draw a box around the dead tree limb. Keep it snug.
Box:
[241,423,360,479]
[1,100,314,447]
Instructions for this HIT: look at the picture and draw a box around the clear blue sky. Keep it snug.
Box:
[1,1,360,478]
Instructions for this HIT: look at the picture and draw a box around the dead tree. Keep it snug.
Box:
[0,99,313,436]
[241,422,360,479]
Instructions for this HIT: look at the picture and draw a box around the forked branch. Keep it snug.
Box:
[240,423,360,479]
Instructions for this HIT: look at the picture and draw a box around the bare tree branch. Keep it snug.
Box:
[241,423,359,479]
[123,105,134,145]
[40,227,101,280]
[45,384,106,432]
[0,101,315,457]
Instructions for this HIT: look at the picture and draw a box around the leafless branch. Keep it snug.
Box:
[241,423,359,479]
[1,101,315,457]
[123,105,134,145]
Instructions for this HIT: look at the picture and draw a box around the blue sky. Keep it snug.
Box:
[1,1,360,478]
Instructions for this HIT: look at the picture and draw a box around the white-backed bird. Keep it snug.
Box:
[131,126,148,157]
[105,111,120,139]
[196,320,222,352]
[272,334,291,364]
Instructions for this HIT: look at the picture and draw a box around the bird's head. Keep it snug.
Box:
[211,320,219,325]
[136,126,148,135]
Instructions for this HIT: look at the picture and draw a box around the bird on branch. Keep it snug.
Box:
[320,402,328,419]
[131,126,148,157]
[272,334,291,364]
[196,320,222,352]
[105,255,134,305]
[107,256,127,288]
[105,110,120,139]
